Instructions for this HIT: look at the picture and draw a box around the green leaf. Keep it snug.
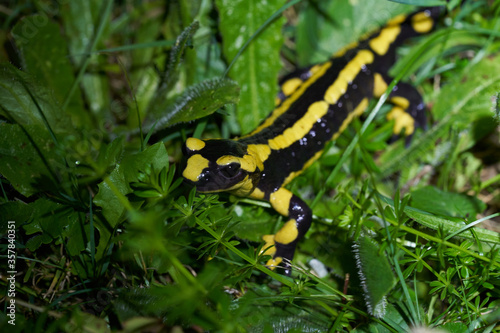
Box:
[353,235,396,318]
[432,55,500,125]
[405,208,500,245]
[11,15,85,117]
[143,78,240,132]
[440,322,468,333]
[216,0,284,133]
[93,142,170,227]
[92,143,170,260]
[228,202,278,243]
[0,202,33,234]
[379,194,500,245]
[60,0,110,115]
[94,137,125,174]
[0,123,60,197]
[296,0,411,65]
[0,63,70,132]
[352,304,409,332]
[23,199,86,256]
[410,186,486,218]
[379,55,500,178]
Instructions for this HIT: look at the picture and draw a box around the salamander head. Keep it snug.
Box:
[182,137,261,196]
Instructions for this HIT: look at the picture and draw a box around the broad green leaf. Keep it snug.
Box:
[11,15,85,119]
[440,322,468,333]
[60,0,110,115]
[230,203,276,242]
[0,63,70,132]
[405,208,500,244]
[0,202,33,234]
[94,137,125,173]
[410,186,486,218]
[379,195,500,244]
[378,55,500,178]
[432,55,500,124]
[216,0,284,134]
[142,78,240,132]
[75,137,125,184]
[23,198,86,256]
[0,123,60,197]
[0,64,90,196]
[93,143,170,259]
[296,0,411,65]
[93,142,170,228]
[353,235,396,318]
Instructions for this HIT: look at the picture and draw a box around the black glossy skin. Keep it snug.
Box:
[182,8,441,275]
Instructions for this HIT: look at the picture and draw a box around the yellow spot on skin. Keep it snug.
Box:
[248,144,271,170]
[261,234,276,256]
[270,188,293,216]
[352,98,368,117]
[275,96,281,106]
[266,257,282,269]
[412,11,433,33]
[324,50,374,104]
[217,155,241,166]
[369,25,401,56]
[249,187,265,200]
[309,64,322,75]
[185,137,205,151]
[282,78,303,97]
[202,144,270,197]
[230,175,255,197]
[387,14,407,26]
[373,73,388,97]
[387,106,415,135]
[275,219,299,245]
[217,155,257,173]
[390,96,410,109]
[182,154,209,182]
[245,61,332,136]
[268,101,329,150]
[216,144,270,174]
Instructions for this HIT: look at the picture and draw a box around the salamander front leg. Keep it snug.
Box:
[261,188,312,275]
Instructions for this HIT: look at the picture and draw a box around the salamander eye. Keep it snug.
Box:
[219,162,241,178]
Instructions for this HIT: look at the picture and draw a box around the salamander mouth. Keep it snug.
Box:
[183,171,247,193]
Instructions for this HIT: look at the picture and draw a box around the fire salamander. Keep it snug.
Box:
[182,8,441,275]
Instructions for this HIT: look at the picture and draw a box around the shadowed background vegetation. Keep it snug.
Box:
[0,0,499,331]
